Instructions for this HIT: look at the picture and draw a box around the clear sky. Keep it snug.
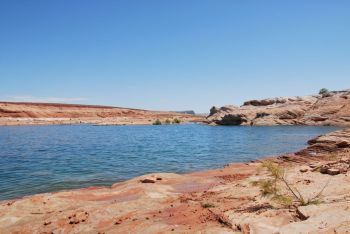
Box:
[1,1,349,113]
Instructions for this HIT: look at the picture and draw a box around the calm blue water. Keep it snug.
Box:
[0,124,337,200]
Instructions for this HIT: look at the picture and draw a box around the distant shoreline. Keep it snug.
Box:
[0,101,204,126]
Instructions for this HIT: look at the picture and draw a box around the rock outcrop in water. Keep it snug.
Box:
[207,89,350,126]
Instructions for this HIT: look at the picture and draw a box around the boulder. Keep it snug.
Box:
[326,168,340,175]
[278,111,299,120]
[319,165,329,174]
[209,106,220,116]
[309,115,328,121]
[299,167,308,173]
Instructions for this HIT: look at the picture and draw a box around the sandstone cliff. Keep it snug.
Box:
[0,102,203,125]
[207,90,350,126]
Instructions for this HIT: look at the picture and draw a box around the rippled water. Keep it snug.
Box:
[0,124,337,200]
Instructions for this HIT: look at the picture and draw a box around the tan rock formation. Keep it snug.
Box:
[207,90,350,126]
[0,102,204,126]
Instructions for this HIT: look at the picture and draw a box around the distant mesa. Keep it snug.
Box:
[0,102,204,126]
[174,110,196,115]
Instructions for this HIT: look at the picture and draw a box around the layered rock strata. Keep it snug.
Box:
[207,90,350,126]
[0,102,203,126]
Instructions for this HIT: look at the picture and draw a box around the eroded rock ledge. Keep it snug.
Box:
[207,90,350,126]
[0,102,204,126]
[1,129,350,233]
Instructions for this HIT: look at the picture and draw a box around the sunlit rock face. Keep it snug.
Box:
[0,102,205,126]
[207,90,350,126]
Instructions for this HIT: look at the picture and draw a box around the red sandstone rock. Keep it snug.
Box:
[326,168,340,175]
[0,102,204,126]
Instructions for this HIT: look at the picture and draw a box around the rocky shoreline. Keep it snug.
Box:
[207,90,350,127]
[1,128,350,233]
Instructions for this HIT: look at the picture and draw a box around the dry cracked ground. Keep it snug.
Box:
[1,129,350,233]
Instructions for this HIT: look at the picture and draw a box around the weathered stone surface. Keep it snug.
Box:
[209,106,220,116]
[214,114,248,125]
[0,102,205,126]
[326,168,340,175]
[281,202,350,233]
[309,115,328,121]
[207,90,350,126]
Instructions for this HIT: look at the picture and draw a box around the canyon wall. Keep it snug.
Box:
[0,102,203,125]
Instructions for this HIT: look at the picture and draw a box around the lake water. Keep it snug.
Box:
[0,124,337,200]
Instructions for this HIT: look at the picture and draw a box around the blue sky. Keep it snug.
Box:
[0,1,349,113]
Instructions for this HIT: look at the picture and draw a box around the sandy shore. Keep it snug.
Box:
[1,128,350,233]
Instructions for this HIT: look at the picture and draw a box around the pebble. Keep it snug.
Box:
[326,168,340,175]
[300,168,308,173]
